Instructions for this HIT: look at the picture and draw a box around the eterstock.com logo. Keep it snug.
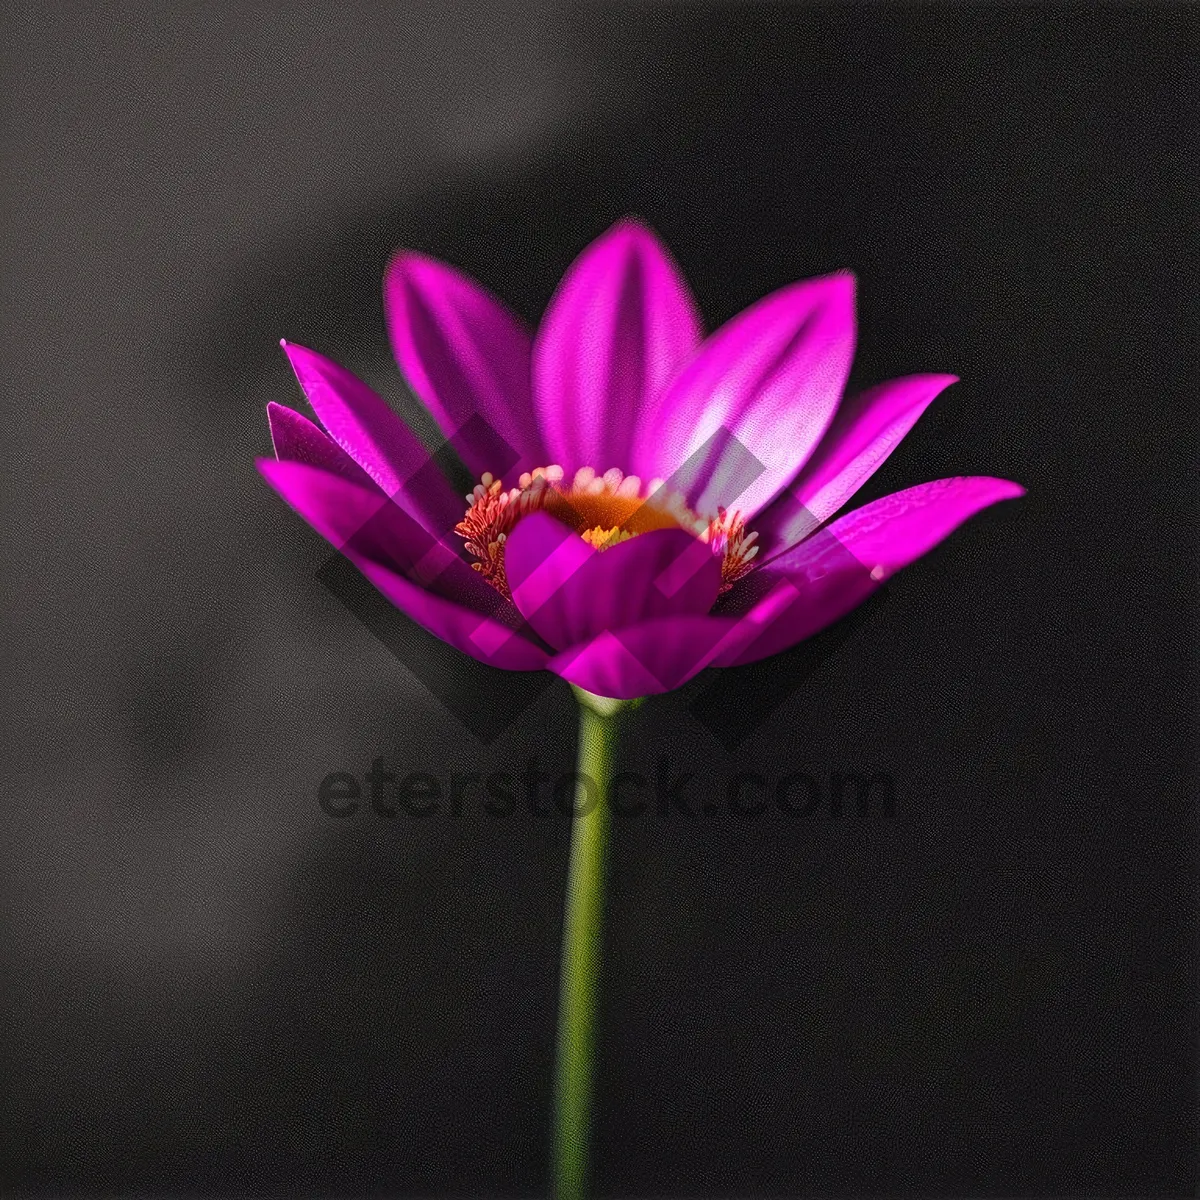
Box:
[313,411,889,747]
[317,758,897,821]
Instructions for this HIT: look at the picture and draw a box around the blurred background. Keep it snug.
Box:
[2,3,1195,1196]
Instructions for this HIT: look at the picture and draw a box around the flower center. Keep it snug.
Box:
[455,464,759,602]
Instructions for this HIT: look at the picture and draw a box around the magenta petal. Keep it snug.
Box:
[260,458,548,668]
[351,555,550,671]
[787,474,1027,575]
[282,341,426,491]
[710,561,881,670]
[533,218,702,474]
[503,511,721,651]
[501,512,593,639]
[545,608,779,699]
[753,373,958,560]
[267,402,375,486]
[257,458,524,622]
[714,475,1026,667]
[547,569,846,697]
[631,272,856,518]
[384,251,545,479]
[281,341,464,540]
[545,619,720,698]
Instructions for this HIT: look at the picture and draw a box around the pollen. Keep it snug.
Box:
[580,525,637,550]
[455,464,760,601]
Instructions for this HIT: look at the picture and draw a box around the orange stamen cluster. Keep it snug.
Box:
[455,464,760,601]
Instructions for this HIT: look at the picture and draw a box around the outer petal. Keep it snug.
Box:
[544,592,799,698]
[533,218,702,474]
[630,273,856,520]
[752,373,958,560]
[545,619,726,698]
[713,475,1026,667]
[281,341,464,542]
[350,555,550,671]
[266,401,374,486]
[257,458,547,662]
[503,511,721,651]
[384,251,545,479]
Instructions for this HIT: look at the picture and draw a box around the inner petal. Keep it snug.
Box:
[503,513,723,651]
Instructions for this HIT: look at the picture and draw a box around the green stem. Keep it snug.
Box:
[552,686,640,1200]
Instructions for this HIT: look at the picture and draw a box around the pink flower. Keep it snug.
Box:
[259,219,1023,699]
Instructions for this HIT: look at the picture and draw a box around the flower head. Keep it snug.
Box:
[259,219,1023,699]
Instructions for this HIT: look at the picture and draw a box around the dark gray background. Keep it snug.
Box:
[3,3,1195,1196]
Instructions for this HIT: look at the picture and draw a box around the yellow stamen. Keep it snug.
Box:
[580,525,636,550]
